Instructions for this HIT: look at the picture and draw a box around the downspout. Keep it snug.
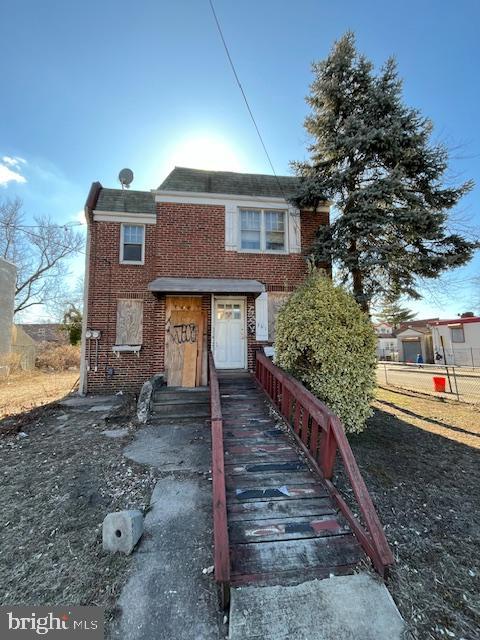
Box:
[79,182,102,395]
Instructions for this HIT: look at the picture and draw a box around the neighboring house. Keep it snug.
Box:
[396,319,438,364]
[0,257,16,375]
[11,325,37,370]
[80,167,330,393]
[429,315,480,366]
[19,323,67,344]
[373,322,398,360]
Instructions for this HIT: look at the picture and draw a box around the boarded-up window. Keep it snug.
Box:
[116,299,143,345]
[268,292,291,341]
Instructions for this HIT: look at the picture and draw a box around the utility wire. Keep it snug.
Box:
[1,220,86,255]
[208,0,287,200]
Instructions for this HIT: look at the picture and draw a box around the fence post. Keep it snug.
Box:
[451,366,460,401]
[384,362,388,385]
[471,348,475,370]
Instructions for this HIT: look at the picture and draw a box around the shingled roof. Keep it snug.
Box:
[95,188,155,214]
[158,167,300,199]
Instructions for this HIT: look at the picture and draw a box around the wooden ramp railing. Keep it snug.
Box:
[255,352,394,577]
[208,352,230,608]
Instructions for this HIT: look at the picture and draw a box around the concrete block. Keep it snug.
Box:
[103,510,144,555]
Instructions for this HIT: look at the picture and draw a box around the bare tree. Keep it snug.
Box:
[0,197,85,315]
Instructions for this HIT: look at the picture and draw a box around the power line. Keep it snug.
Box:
[208,0,287,199]
[1,220,86,256]
[2,220,85,229]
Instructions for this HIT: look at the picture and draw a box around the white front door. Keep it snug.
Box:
[214,298,246,369]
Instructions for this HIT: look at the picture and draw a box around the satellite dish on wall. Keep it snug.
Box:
[119,168,134,189]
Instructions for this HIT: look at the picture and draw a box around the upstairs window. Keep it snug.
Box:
[240,210,261,250]
[239,209,286,252]
[120,224,145,264]
[265,211,285,250]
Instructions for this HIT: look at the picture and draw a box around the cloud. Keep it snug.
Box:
[0,159,27,186]
[2,155,27,168]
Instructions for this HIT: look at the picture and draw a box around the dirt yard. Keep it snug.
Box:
[0,389,156,629]
[336,385,480,640]
[0,370,79,420]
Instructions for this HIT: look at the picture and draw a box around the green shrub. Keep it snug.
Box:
[275,274,377,433]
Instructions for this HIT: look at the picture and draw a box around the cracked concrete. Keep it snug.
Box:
[228,574,405,640]
[108,416,223,640]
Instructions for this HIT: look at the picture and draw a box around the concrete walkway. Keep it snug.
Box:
[109,407,224,640]
[229,574,405,640]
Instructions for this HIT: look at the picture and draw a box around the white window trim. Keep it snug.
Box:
[120,223,146,265]
[238,208,289,255]
[93,211,156,224]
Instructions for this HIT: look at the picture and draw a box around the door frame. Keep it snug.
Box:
[211,295,247,369]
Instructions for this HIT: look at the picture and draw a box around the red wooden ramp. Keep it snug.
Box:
[208,353,394,607]
[219,370,361,589]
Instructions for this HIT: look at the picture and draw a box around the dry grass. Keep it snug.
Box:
[334,385,480,639]
[36,343,80,370]
[375,385,480,449]
[0,370,79,420]
[0,398,155,628]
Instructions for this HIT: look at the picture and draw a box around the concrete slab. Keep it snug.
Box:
[124,422,211,473]
[109,479,223,640]
[228,574,405,640]
[58,394,123,411]
[102,428,129,439]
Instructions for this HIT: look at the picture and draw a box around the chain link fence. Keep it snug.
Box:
[377,361,480,404]
[434,347,480,368]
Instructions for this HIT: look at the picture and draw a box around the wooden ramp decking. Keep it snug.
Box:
[218,371,363,587]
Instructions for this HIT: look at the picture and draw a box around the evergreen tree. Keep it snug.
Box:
[291,32,476,312]
[375,300,417,328]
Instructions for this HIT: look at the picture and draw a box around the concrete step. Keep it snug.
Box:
[152,393,209,405]
[148,415,211,426]
[151,402,210,418]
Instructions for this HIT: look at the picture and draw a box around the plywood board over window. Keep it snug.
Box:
[116,299,143,345]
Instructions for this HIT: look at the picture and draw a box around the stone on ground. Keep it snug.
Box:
[103,510,144,555]
[110,480,223,640]
[229,574,405,640]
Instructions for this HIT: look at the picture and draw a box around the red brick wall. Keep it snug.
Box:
[155,203,327,288]
[84,202,328,393]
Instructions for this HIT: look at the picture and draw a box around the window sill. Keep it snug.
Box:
[112,345,142,357]
[119,260,145,266]
[236,249,289,255]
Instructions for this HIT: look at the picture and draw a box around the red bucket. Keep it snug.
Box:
[433,376,446,393]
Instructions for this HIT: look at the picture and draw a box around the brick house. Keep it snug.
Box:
[80,167,329,394]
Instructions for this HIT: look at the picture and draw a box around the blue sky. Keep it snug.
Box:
[1,0,479,320]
